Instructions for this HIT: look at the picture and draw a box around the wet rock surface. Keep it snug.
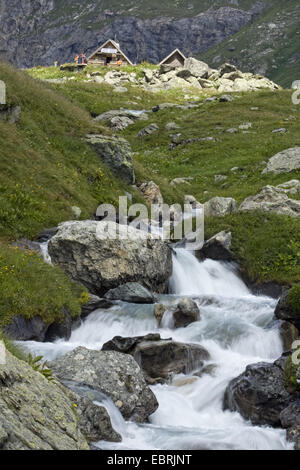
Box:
[49,346,159,423]
[48,220,173,296]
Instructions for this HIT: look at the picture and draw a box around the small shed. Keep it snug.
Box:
[159,49,186,68]
[88,39,133,66]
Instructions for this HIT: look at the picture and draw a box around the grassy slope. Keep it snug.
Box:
[44,67,300,285]
[200,0,300,87]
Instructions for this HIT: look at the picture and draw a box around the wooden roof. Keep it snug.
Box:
[88,39,134,65]
[159,48,186,65]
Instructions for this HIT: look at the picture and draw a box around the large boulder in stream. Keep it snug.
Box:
[104,282,156,304]
[49,346,158,423]
[102,334,210,384]
[48,220,172,296]
[0,344,89,450]
[172,298,200,328]
[223,357,292,427]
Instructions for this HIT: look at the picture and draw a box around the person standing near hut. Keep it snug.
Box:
[81,53,87,65]
[74,54,79,64]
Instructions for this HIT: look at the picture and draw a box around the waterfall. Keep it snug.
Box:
[18,248,292,450]
[169,248,250,297]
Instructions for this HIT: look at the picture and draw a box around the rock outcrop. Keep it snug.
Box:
[262,147,300,175]
[239,185,300,218]
[86,134,135,184]
[48,220,173,296]
[204,197,237,217]
[196,230,232,262]
[0,345,89,450]
[94,109,148,131]
[49,346,158,423]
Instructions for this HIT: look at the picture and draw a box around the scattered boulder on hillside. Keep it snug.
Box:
[262,147,300,175]
[196,230,232,262]
[138,123,159,137]
[0,345,89,450]
[0,104,21,124]
[239,185,300,218]
[204,196,237,217]
[173,298,200,328]
[86,134,135,184]
[49,346,158,423]
[102,334,210,384]
[104,282,156,304]
[139,181,164,205]
[48,220,172,296]
[94,109,148,131]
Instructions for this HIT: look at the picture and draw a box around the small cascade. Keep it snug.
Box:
[169,248,249,297]
[18,248,292,450]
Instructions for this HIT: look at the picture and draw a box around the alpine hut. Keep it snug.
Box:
[88,39,133,66]
[159,49,186,68]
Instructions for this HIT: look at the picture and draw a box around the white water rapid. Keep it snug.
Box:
[19,248,293,450]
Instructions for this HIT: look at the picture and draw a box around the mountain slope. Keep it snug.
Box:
[200,0,300,88]
[1,1,298,85]
[0,1,266,67]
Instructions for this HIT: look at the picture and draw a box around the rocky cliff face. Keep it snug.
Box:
[0,0,265,67]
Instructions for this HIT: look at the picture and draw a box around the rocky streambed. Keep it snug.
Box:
[9,221,299,451]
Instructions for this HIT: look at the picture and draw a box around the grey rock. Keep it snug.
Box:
[81,295,115,318]
[219,63,238,76]
[214,174,228,183]
[280,401,300,429]
[173,297,200,328]
[134,340,210,383]
[0,104,21,124]
[154,304,167,326]
[262,147,300,175]
[36,227,58,243]
[102,334,162,355]
[139,180,164,205]
[48,220,172,297]
[165,122,179,131]
[0,345,88,450]
[275,288,300,331]
[286,427,300,450]
[138,123,159,137]
[86,134,135,184]
[224,358,291,426]
[239,185,300,218]
[219,94,233,102]
[184,58,211,79]
[104,282,156,304]
[49,347,158,423]
[204,196,237,217]
[272,128,287,134]
[3,315,49,342]
[280,321,299,352]
[196,230,232,262]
